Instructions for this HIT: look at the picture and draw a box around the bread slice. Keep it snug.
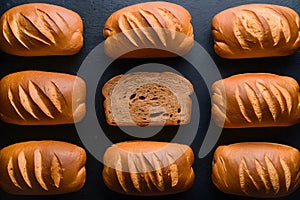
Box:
[102,72,194,126]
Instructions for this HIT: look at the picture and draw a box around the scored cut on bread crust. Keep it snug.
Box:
[102,72,194,126]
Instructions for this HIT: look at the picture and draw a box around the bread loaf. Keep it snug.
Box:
[0,3,83,56]
[102,72,193,126]
[212,73,300,128]
[103,141,194,196]
[212,142,300,198]
[212,4,300,59]
[103,1,194,58]
[0,70,86,125]
[0,141,86,195]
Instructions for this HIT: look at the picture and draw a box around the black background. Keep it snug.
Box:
[0,0,300,199]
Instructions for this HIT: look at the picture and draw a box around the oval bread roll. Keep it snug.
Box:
[103,1,194,58]
[0,3,83,56]
[212,142,300,198]
[0,141,86,195]
[212,4,300,59]
[0,70,86,125]
[103,141,195,196]
[212,73,300,128]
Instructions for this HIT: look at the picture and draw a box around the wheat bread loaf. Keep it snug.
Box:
[212,73,300,128]
[212,4,300,59]
[103,1,194,58]
[0,70,86,125]
[103,141,195,196]
[212,142,300,198]
[0,141,86,195]
[0,3,83,56]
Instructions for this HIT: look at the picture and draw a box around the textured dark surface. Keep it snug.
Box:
[0,0,300,199]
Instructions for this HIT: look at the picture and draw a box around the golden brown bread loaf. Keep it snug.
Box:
[0,70,86,125]
[0,141,86,195]
[212,142,300,198]
[0,3,83,56]
[212,4,300,59]
[102,72,194,126]
[103,1,194,58]
[102,141,195,196]
[212,73,300,128]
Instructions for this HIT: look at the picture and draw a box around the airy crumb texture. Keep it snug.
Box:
[102,72,194,126]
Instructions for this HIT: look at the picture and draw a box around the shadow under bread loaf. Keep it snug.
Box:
[0,70,86,125]
[103,1,194,58]
[212,73,300,128]
[212,4,300,59]
[102,141,195,196]
[212,142,300,198]
[0,141,86,195]
[102,72,194,126]
[0,3,83,56]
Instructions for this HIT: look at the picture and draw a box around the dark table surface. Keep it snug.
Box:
[1,0,300,199]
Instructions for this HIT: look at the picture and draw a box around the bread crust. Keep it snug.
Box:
[102,72,194,126]
[212,73,300,128]
[212,4,300,59]
[0,3,83,56]
[103,1,194,58]
[212,142,300,198]
[0,70,86,125]
[103,141,195,196]
[0,141,86,195]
